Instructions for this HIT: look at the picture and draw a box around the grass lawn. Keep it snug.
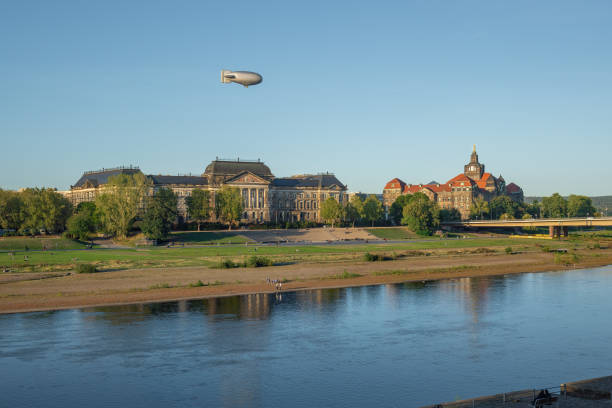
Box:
[0,237,87,251]
[0,236,570,273]
[171,231,252,245]
[366,228,420,240]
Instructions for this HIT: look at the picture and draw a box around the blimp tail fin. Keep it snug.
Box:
[221,70,233,83]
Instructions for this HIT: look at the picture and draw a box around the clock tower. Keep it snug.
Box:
[464,145,485,180]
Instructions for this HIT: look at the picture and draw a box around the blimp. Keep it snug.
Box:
[221,70,263,87]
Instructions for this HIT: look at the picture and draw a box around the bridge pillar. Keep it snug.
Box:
[563,226,568,238]
[549,226,562,239]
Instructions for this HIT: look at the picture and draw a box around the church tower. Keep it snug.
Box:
[464,145,485,180]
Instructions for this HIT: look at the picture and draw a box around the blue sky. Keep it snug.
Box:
[1,0,611,196]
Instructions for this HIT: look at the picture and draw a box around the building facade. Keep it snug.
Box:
[382,147,524,220]
[60,159,347,224]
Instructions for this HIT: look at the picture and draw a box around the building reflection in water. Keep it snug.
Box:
[204,293,272,321]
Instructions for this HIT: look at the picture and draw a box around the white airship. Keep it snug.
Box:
[221,70,263,87]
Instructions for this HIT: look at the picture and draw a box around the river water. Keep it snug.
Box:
[1,266,611,407]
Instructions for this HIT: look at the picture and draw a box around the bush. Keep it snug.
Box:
[75,263,97,274]
[364,252,382,262]
[505,247,513,254]
[246,256,273,267]
[554,252,580,265]
[189,280,206,287]
[218,259,240,269]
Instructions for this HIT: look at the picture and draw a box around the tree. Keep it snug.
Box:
[389,195,412,225]
[20,188,72,234]
[95,172,150,239]
[541,193,567,218]
[440,208,461,222]
[344,195,363,227]
[362,195,383,227]
[0,189,24,230]
[525,200,540,218]
[66,212,94,241]
[401,193,440,236]
[141,188,178,240]
[320,197,343,228]
[186,189,212,231]
[215,186,243,230]
[66,201,99,240]
[469,197,490,220]
[489,195,521,220]
[567,195,596,217]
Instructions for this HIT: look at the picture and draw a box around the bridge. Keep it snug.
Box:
[442,217,612,238]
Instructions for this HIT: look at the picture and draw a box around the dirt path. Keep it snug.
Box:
[1,249,611,314]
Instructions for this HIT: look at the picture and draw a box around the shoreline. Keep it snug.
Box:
[1,249,611,314]
[421,375,612,407]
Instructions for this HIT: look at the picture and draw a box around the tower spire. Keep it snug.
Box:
[473,144,476,153]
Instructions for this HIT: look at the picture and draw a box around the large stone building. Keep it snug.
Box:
[382,147,523,219]
[61,159,347,224]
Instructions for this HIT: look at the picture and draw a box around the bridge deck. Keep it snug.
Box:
[443,217,612,228]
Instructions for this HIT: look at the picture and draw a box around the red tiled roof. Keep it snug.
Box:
[506,182,522,193]
[384,178,406,190]
[476,172,495,189]
[446,173,475,186]
[403,183,451,194]
[403,184,421,194]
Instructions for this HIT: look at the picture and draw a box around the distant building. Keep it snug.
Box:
[382,147,524,220]
[60,159,347,224]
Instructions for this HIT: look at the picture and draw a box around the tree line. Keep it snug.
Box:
[467,193,598,220]
[0,174,244,241]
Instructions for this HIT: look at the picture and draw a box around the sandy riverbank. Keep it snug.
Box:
[1,249,611,314]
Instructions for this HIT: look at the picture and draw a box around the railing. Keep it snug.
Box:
[82,165,139,175]
[425,384,568,408]
[215,157,262,163]
[443,217,612,225]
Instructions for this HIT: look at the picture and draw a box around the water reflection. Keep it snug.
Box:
[1,266,611,408]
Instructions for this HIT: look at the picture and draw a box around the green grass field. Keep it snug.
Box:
[0,236,571,273]
[170,231,252,245]
[366,228,420,240]
[0,237,87,251]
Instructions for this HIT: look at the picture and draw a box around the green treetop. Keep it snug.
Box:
[215,186,243,230]
[320,197,343,228]
[95,172,151,239]
[186,188,212,231]
[401,192,440,236]
[362,195,383,227]
[141,187,178,241]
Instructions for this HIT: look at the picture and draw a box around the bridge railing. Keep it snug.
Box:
[442,217,612,225]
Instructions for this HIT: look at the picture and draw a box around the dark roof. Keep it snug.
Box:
[72,167,142,189]
[148,175,208,186]
[204,160,274,179]
[505,182,522,194]
[272,174,346,189]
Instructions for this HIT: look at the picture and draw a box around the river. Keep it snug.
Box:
[1,266,611,407]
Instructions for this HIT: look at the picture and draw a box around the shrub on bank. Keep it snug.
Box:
[554,252,580,265]
[364,252,382,261]
[75,263,97,274]
[246,256,273,267]
[218,259,241,269]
